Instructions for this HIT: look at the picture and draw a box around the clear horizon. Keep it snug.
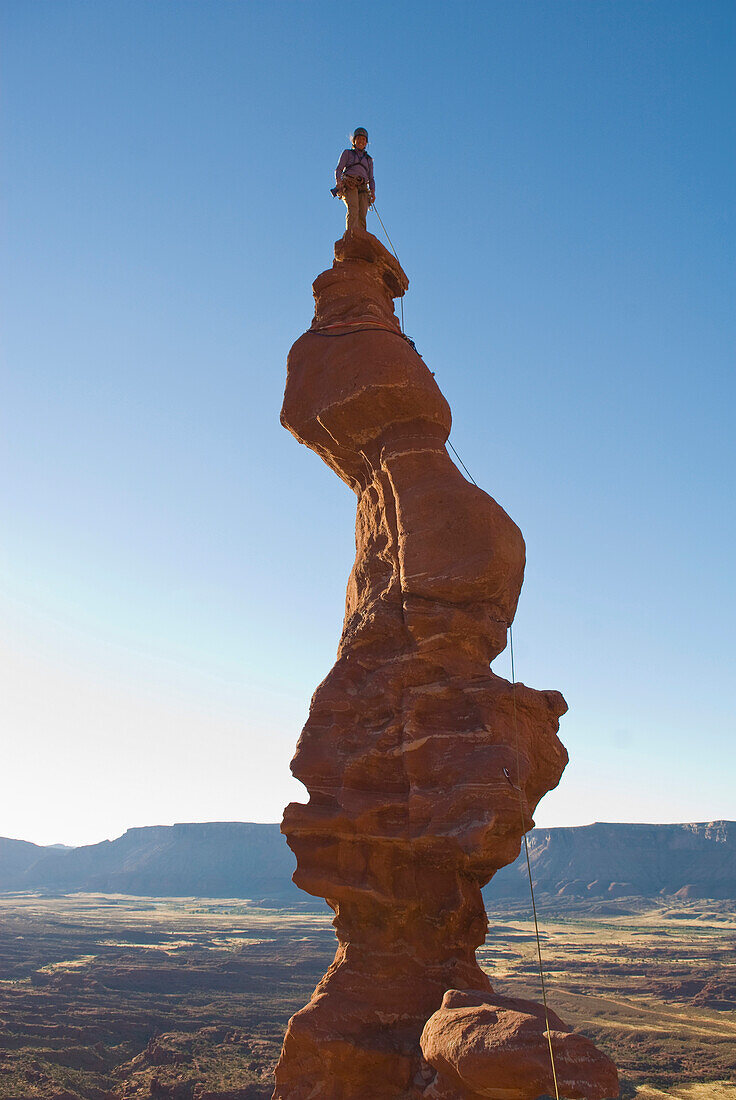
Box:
[6,816,735,853]
[3,0,735,847]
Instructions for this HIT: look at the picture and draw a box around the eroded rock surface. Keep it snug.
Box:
[273,230,617,1099]
[420,990,619,1099]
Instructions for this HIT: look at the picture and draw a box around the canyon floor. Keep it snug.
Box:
[0,893,733,1100]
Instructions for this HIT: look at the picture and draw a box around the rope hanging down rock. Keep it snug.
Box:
[315,211,560,1086]
[371,205,405,334]
[508,624,561,1100]
[440,444,561,1100]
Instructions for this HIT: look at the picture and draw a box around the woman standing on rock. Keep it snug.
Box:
[332,127,375,233]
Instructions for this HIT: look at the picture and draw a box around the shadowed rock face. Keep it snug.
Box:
[273,231,617,1099]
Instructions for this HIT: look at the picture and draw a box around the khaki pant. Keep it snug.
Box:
[342,186,371,232]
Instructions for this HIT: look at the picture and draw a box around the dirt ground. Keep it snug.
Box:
[0,893,733,1098]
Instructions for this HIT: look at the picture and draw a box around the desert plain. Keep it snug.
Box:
[0,892,733,1100]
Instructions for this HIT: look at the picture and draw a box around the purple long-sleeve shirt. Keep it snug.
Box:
[335,148,375,195]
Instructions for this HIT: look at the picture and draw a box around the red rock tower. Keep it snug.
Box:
[273,231,617,1100]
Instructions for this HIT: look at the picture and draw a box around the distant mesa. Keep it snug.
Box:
[0,823,308,907]
[486,819,736,902]
[1,820,733,902]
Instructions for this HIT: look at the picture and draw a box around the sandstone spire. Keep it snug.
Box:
[273,230,618,1100]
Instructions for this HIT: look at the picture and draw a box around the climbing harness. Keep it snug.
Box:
[440,444,561,1100]
[331,148,373,196]
[345,148,371,173]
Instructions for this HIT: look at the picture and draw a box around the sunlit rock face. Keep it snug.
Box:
[272,231,617,1100]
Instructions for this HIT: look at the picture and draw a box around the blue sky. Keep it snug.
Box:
[2,0,734,846]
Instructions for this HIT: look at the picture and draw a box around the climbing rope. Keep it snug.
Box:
[371,203,400,261]
[371,204,405,334]
[508,625,561,1100]
[446,440,477,486]
[440,441,561,1099]
[311,319,403,336]
[309,320,419,353]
